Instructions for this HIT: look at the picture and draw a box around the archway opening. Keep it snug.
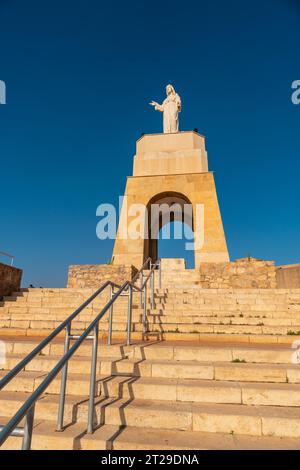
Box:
[143,191,195,266]
[158,220,195,268]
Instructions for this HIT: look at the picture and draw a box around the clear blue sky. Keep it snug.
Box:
[0,0,299,286]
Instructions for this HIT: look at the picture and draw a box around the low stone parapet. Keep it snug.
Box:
[67,264,138,288]
[198,257,277,289]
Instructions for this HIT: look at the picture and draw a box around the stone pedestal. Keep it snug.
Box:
[133,131,208,176]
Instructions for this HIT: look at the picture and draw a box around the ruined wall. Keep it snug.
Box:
[0,263,23,298]
[67,264,138,288]
[198,258,277,289]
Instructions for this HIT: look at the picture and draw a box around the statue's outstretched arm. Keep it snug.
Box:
[150,101,163,112]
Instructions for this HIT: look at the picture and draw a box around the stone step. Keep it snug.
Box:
[162,294,299,300]
[3,318,300,336]
[133,342,297,363]
[7,289,300,302]
[2,392,300,448]
[2,370,300,406]
[101,398,300,437]
[2,338,298,363]
[0,392,111,428]
[9,295,297,306]
[101,376,300,406]
[144,323,300,335]
[156,307,295,314]
[5,312,132,323]
[151,310,300,319]
[2,415,298,450]
[168,288,298,294]
[6,306,300,320]
[2,326,300,343]
[2,353,299,383]
[8,292,296,302]
[4,310,300,327]
[2,298,298,311]
[0,319,130,332]
[0,370,102,395]
[4,319,300,342]
[0,370,46,393]
[153,303,291,311]
[93,358,300,383]
[1,338,134,358]
[155,295,289,302]
[0,417,104,450]
[86,424,300,450]
[0,354,119,375]
[3,302,135,311]
[147,315,300,326]
[0,327,145,341]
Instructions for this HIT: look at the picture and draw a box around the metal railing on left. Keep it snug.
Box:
[0,257,161,449]
[0,251,14,266]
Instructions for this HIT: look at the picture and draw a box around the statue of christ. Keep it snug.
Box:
[150,84,181,133]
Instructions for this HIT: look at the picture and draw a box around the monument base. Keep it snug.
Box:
[67,257,277,289]
[113,131,229,267]
[112,170,229,268]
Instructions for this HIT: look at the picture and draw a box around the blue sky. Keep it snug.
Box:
[0,0,299,286]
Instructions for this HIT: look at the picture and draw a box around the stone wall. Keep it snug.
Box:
[0,263,23,298]
[67,264,138,288]
[276,264,300,288]
[198,258,277,289]
[67,258,279,290]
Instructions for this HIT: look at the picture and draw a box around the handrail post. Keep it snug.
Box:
[158,259,162,289]
[56,322,71,431]
[143,284,147,334]
[139,271,143,308]
[126,284,133,346]
[21,405,35,450]
[87,322,99,433]
[150,270,155,309]
[108,285,114,346]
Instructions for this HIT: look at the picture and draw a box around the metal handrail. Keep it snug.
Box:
[0,251,14,266]
[0,281,113,391]
[0,258,154,391]
[0,257,161,449]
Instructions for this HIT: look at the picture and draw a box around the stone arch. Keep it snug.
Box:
[143,191,194,264]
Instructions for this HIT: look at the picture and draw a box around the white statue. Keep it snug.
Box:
[150,84,181,133]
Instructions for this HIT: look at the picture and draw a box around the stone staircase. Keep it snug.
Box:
[1,261,300,449]
[1,286,300,343]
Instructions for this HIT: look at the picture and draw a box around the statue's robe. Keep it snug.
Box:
[155,93,181,133]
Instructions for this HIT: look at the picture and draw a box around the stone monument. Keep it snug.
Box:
[112,85,229,267]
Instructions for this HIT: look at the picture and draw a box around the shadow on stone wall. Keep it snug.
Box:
[0,263,23,299]
[276,264,300,289]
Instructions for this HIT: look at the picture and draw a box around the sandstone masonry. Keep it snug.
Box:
[198,257,277,289]
[67,264,138,288]
[0,262,22,298]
